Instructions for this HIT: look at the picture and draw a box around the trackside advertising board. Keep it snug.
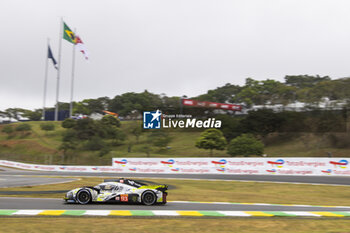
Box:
[112,158,350,176]
[1,158,350,176]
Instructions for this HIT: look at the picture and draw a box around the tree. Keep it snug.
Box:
[235,78,262,106]
[84,136,107,151]
[285,75,330,89]
[40,122,55,135]
[58,129,79,162]
[148,131,172,150]
[59,141,78,160]
[240,109,284,138]
[83,136,111,157]
[195,129,227,156]
[130,123,142,143]
[76,97,111,115]
[100,115,121,128]
[5,108,26,121]
[0,111,6,118]
[215,115,243,141]
[59,129,78,162]
[161,96,181,114]
[23,109,42,121]
[109,91,162,117]
[106,127,126,146]
[235,78,287,106]
[62,118,76,129]
[196,83,242,103]
[227,134,264,156]
[73,118,98,140]
[62,129,77,142]
[98,116,125,145]
[60,117,125,156]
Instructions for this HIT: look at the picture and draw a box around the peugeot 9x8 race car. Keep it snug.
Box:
[64,178,168,206]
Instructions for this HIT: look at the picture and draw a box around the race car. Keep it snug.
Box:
[64,178,168,206]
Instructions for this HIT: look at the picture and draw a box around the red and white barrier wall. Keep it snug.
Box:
[1,158,350,176]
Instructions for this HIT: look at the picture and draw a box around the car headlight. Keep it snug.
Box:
[66,191,73,199]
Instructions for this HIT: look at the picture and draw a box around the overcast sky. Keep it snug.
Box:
[1,0,350,110]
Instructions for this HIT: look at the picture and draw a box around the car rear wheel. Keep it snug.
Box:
[76,189,91,204]
[141,191,157,206]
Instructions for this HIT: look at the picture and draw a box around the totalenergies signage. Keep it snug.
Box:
[112,158,350,176]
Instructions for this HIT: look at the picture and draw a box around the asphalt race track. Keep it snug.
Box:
[2,166,350,214]
[1,197,350,212]
[0,176,76,188]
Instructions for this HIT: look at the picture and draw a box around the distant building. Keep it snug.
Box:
[44,110,69,121]
[89,113,103,120]
[240,100,347,114]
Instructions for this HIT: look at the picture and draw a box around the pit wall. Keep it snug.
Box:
[0,158,349,176]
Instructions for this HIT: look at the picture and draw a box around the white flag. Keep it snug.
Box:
[75,35,89,60]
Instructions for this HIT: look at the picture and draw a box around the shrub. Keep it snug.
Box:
[1,125,14,138]
[15,123,31,132]
[2,125,14,134]
[62,118,76,129]
[59,141,77,156]
[40,122,55,132]
[100,115,121,127]
[62,129,77,142]
[227,134,264,156]
[84,136,106,151]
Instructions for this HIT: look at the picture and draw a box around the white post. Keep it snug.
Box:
[42,38,50,121]
[69,29,76,118]
[55,18,63,121]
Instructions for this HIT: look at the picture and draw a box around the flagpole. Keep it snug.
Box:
[69,28,76,118]
[42,38,50,121]
[55,18,63,121]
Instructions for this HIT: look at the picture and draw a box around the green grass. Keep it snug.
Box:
[0,121,227,165]
[264,133,350,157]
[2,218,350,233]
[1,121,350,166]
[3,177,350,206]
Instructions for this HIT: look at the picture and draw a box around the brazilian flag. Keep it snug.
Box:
[63,22,76,44]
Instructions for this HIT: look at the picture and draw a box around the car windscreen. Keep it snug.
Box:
[96,184,116,190]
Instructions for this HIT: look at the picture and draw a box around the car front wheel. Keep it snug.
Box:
[76,189,91,204]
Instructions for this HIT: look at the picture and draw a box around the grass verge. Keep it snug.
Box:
[1,218,350,233]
